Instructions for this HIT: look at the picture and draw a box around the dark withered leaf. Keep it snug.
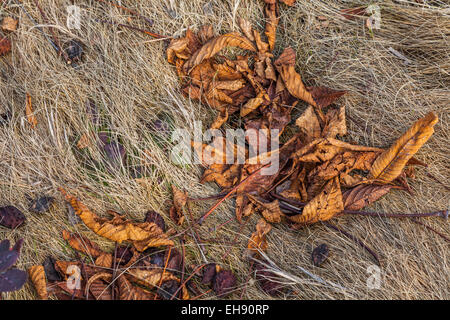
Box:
[152,119,170,136]
[254,262,286,296]
[103,141,126,170]
[0,239,10,252]
[65,39,83,65]
[0,110,11,125]
[0,268,27,292]
[115,246,133,266]
[0,250,18,273]
[157,280,179,300]
[86,99,99,127]
[144,210,166,232]
[0,206,26,229]
[165,248,183,273]
[213,269,236,297]
[149,251,166,268]
[312,243,329,267]
[43,256,63,282]
[29,196,54,213]
[201,263,217,285]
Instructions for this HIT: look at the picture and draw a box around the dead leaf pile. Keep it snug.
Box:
[165,0,441,296]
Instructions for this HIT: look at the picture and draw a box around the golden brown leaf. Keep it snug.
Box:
[307,86,347,109]
[2,17,18,32]
[280,0,296,5]
[117,275,155,300]
[253,30,269,54]
[248,196,283,223]
[288,177,344,224]
[264,3,279,52]
[322,105,347,138]
[368,112,438,183]
[265,57,277,81]
[238,17,255,41]
[294,138,381,163]
[25,93,37,128]
[248,218,272,255]
[277,64,316,106]
[197,24,215,44]
[95,252,113,268]
[126,268,179,289]
[86,273,112,300]
[59,188,174,251]
[295,105,321,143]
[62,230,103,258]
[184,32,256,72]
[240,91,268,117]
[28,265,48,300]
[343,184,393,211]
[167,38,189,64]
[76,133,90,149]
[274,47,296,66]
[210,109,229,130]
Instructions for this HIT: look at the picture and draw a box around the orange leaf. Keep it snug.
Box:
[62,229,104,258]
[25,93,37,128]
[369,112,438,183]
[264,3,279,52]
[0,36,11,56]
[28,265,48,300]
[59,188,174,251]
[288,177,344,224]
[343,184,393,211]
[248,218,272,255]
[184,32,256,72]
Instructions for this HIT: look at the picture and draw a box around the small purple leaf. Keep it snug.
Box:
[0,268,27,292]
[0,206,26,229]
[0,240,10,252]
[0,250,19,273]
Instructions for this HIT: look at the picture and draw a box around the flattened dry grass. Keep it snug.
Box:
[0,0,449,299]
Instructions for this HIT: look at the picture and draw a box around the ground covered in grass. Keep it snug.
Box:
[0,0,448,299]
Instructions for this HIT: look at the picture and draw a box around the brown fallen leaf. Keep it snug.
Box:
[288,177,344,224]
[28,265,48,300]
[264,3,279,52]
[197,24,215,44]
[184,32,256,72]
[322,105,347,138]
[210,109,229,130]
[95,252,113,268]
[213,269,236,298]
[240,91,268,117]
[248,218,272,255]
[62,230,104,258]
[0,36,11,56]
[248,195,283,223]
[369,112,438,183]
[117,274,156,300]
[126,268,179,289]
[311,243,329,267]
[2,17,18,32]
[294,138,381,163]
[295,105,322,143]
[307,86,347,110]
[238,17,255,41]
[277,64,316,106]
[25,93,37,128]
[343,184,393,211]
[169,185,187,225]
[85,273,113,300]
[59,188,174,251]
[76,133,90,149]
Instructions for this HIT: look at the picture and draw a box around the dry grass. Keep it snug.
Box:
[0,0,449,300]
